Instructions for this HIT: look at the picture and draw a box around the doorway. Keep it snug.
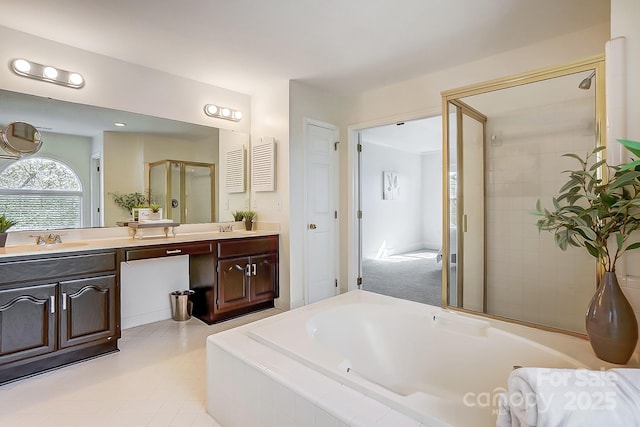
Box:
[357,116,443,305]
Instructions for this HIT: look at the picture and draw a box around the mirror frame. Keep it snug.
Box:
[440,55,606,337]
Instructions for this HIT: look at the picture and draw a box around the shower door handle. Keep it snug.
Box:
[309,223,317,230]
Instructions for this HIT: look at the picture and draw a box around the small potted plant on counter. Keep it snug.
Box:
[243,210,256,231]
[231,210,245,222]
[149,203,163,220]
[0,214,17,247]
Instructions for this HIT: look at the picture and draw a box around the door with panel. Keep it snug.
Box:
[217,256,251,312]
[0,283,56,365]
[59,275,118,349]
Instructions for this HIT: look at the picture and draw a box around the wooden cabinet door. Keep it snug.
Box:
[59,275,117,349]
[0,284,56,365]
[217,256,251,313]
[250,253,278,303]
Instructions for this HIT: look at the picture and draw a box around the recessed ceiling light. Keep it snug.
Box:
[114,122,127,127]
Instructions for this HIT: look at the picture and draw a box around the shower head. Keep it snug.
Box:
[579,71,596,90]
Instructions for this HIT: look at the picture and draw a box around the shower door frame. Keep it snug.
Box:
[148,159,216,223]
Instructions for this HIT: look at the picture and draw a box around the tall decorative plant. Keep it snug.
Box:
[534,140,640,364]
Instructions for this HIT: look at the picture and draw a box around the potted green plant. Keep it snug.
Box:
[110,192,149,220]
[0,214,17,247]
[231,210,245,222]
[149,203,163,220]
[534,140,640,364]
[243,210,256,231]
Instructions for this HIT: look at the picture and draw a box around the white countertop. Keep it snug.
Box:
[0,222,280,258]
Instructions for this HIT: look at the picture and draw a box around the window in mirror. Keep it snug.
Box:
[0,158,82,230]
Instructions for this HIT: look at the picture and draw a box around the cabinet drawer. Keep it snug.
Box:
[217,236,278,258]
[125,242,213,261]
[0,251,117,285]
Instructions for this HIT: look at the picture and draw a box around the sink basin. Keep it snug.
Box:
[4,241,89,253]
[37,242,89,250]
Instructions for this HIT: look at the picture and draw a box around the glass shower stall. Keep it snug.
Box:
[148,160,216,224]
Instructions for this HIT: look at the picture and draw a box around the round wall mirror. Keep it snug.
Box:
[0,121,43,157]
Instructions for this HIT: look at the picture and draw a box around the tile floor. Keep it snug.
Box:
[0,309,281,427]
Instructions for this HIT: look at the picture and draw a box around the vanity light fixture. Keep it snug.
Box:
[203,104,243,122]
[10,58,85,89]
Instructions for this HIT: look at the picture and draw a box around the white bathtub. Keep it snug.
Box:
[207,291,610,426]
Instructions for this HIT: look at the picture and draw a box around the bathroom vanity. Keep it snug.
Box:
[0,229,279,384]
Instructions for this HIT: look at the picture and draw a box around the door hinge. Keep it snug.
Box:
[335,279,338,288]
[357,210,363,219]
[334,141,340,151]
[334,210,338,219]
[357,277,363,286]
[357,143,362,152]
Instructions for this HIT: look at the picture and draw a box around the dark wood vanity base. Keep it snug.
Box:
[195,300,275,325]
[0,232,279,384]
[191,235,279,325]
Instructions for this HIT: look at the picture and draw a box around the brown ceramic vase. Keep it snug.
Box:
[585,271,638,364]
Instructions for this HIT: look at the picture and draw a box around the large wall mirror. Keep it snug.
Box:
[0,89,250,230]
[441,56,605,335]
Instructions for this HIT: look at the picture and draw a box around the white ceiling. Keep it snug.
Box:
[0,0,609,95]
[361,116,442,154]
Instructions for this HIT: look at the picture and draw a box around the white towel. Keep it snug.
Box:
[497,368,640,427]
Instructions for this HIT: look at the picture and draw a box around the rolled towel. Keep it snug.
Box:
[499,367,640,427]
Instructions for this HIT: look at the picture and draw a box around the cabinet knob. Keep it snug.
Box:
[309,223,317,230]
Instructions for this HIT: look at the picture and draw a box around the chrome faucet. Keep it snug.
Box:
[32,233,63,245]
[219,224,234,232]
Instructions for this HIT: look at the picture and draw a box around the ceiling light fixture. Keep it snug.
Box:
[10,58,85,89]
[114,122,127,127]
[203,104,242,122]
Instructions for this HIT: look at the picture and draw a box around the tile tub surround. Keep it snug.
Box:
[207,290,639,427]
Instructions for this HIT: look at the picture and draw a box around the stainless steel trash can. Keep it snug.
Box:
[170,290,194,321]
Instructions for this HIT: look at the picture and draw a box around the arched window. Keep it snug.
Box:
[0,158,83,231]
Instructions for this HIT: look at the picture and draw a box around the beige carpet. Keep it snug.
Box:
[361,249,442,306]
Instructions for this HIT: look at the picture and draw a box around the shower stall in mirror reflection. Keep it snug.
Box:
[441,55,605,336]
[147,159,215,224]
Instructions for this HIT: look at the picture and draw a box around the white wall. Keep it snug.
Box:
[251,79,292,309]
[360,142,424,258]
[421,151,442,250]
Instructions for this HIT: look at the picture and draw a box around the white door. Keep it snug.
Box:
[305,120,339,304]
